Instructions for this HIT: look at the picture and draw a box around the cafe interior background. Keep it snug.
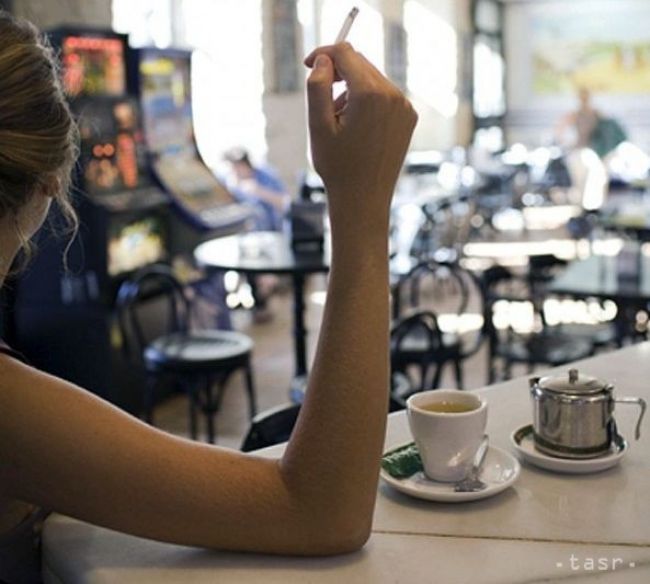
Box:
[2,0,650,449]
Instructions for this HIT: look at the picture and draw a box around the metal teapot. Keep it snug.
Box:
[529,368,646,459]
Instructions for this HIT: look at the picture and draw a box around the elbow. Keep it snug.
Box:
[275,462,374,555]
[325,516,372,556]
[335,520,372,554]
[296,512,372,556]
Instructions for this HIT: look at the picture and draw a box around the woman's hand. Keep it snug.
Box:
[304,43,417,241]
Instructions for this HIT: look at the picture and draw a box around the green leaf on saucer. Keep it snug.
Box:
[381,442,423,479]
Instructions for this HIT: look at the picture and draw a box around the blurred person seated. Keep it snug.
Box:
[223,148,292,322]
[224,147,290,232]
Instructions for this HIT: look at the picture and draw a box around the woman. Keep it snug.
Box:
[0,11,416,582]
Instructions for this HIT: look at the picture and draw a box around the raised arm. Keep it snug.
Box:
[280,43,417,544]
[0,43,416,556]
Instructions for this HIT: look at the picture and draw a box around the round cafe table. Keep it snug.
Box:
[195,231,329,396]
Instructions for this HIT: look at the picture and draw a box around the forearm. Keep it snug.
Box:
[280,220,390,539]
[275,42,416,544]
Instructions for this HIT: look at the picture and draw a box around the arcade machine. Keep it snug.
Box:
[12,29,171,412]
[129,47,251,239]
[128,47,253,330]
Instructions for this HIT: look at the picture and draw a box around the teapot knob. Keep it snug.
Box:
[569,369,579,384]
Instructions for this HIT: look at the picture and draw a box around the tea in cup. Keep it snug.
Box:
[407,390,487,482]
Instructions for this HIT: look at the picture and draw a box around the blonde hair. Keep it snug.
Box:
[0,10,79,263]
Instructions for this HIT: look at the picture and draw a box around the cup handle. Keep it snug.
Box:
[615,397,647,440]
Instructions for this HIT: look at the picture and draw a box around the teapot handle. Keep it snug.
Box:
[615,397,647,440]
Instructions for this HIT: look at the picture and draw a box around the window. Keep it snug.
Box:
[180,0,266,168]
[112,0,267,169]
[320,1,384,72]
[473,34,505,118]
[404,0,458,118]
[471,0,506,149]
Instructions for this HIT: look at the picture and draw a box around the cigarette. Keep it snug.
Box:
[334,7,359,44]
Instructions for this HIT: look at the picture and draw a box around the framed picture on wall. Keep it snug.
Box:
[528,1,650,96]
[505,0,650,153]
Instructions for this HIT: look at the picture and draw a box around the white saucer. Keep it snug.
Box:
[511,425,628,474]
[380,445,520,503]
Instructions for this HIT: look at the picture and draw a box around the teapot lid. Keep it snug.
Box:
[537,368,610,395]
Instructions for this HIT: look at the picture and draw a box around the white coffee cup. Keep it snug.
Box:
[407,390,488,482]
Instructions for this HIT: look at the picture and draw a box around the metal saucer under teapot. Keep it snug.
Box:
[529,368,646,459]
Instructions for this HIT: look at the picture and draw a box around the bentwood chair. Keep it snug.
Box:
[391,310,453,392]
[116,264,257,443]
[481,264,595,384]
[391,259,485,390]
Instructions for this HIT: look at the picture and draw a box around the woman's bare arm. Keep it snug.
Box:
[0,43,416,555]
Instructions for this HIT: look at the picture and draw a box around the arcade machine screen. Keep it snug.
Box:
[136,50,245,228]
[61,35,126,97]
[139,53,195,157]
[75,96,169,275]
[76,97,151,198]
[108,215,167,276]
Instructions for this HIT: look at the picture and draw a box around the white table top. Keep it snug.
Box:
[42,344,650,583]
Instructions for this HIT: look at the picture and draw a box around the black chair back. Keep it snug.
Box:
[480,264,526,331]
[395,259,486,360]
[410,196,476,261]
[393,259,470,319]
[241,403,301,452]
[390,310,446,391]
[116,264,192,364]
